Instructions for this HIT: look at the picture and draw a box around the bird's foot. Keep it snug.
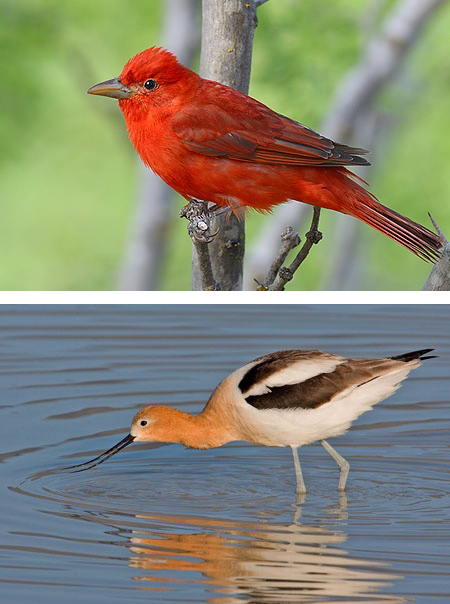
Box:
[207,203,230,218]
[180,199,220,243]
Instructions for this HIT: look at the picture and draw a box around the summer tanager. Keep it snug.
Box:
[88,47,442,261]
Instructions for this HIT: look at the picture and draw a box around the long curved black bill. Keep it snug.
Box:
[63,434,135,473]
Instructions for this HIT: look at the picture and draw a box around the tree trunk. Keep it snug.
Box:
[192,0,258,290]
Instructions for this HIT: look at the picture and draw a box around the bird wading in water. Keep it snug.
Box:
[65,348,435,494]
[87,47,442,262]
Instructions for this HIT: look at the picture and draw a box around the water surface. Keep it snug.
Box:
[0,304,449,603]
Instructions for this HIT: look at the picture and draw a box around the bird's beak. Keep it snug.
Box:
[63,433,136,472]
[87,77,132,99]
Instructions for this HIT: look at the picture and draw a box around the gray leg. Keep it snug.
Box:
[321,440,350,491]
[290,445,306,494]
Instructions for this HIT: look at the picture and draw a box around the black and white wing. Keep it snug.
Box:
[237,349,433,411]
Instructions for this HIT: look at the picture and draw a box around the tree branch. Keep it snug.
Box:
[422,244,450,291]
[192,242,220,290]
[256,226,301,289]
[422,215,450,291]
[321,0,446,139]
[244,203,309,289]
[259,207,322,290]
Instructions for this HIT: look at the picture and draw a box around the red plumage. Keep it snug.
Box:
[88,47,442,262]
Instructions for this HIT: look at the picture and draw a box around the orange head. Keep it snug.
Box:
[130,405,192,444]
[130,405,230,449]
[64,404,231,473]
[86,47,198,116]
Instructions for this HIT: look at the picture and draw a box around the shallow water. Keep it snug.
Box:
[1,304,449,603]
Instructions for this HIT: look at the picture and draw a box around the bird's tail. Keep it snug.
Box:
[391,348,437,362]
[340,171,443,262]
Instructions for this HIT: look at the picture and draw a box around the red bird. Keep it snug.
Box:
[88,47,442,261]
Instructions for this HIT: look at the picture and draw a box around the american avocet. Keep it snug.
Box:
[67,348,435,493]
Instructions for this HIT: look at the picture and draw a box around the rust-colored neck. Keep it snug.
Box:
[147,406,235,450]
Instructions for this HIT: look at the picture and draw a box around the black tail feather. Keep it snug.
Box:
[390,348,437,362]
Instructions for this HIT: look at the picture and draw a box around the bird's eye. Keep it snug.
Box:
[143,79,157,91]
[140,420,148,427]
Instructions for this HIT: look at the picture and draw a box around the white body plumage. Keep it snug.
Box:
[222,353,418,446]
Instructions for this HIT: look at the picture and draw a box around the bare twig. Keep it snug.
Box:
[256,227,300,290]
[265,207,322,291]
[244,203,309,289]
[428,212,446,242]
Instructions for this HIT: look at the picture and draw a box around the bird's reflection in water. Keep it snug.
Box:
[125,508,405,603]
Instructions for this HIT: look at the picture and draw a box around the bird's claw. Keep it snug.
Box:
[180,199,221,243]
[190,227,220,244]
[207,204,230,218]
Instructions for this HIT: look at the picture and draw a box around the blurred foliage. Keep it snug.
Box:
[0,0,449,290]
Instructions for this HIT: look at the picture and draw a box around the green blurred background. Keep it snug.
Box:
[1,0,449,290]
